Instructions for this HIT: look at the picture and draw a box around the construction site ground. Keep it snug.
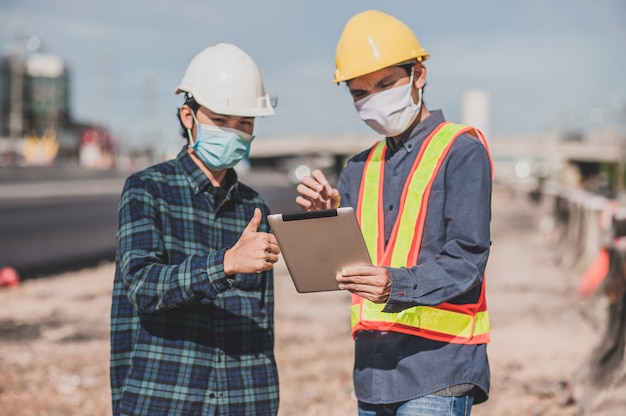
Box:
[0,185,605,415]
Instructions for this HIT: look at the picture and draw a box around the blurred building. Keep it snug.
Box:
[0,52,71,137]
[0,47,114,168]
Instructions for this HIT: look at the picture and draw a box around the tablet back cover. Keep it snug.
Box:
[268,207,372,293]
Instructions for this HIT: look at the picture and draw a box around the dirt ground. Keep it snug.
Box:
[0,186,607,415]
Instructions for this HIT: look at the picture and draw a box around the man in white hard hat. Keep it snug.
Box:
[111,43,281,416]
[295,10,493,415]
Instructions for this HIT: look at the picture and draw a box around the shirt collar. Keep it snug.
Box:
[176,146,240,197]
[386,109,446,153]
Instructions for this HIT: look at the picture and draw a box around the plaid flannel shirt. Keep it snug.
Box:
[110,148,278,415]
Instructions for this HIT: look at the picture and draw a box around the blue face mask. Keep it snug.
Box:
[189,115,254,170]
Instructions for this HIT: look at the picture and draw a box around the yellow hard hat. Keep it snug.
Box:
[333,10,429,83]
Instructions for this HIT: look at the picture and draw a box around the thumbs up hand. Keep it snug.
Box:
[224,208,281,275]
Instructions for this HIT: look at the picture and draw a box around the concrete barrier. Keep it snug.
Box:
[538,181,626,414]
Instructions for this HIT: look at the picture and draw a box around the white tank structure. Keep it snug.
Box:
[461,89,492,142]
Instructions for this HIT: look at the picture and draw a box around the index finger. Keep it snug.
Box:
[300,175,324,194]
[311,169,330,190]
[266,233,279,246]
[266,242,281,255]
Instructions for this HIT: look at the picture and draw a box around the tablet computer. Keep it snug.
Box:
[268,207,372,293]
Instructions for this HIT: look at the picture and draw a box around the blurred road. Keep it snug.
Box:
[0,194,120,277]
[0,169,300,278]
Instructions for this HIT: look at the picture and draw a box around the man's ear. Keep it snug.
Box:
[413,62,427,89]
[179,105,195,130]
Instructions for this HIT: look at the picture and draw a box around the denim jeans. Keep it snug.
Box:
[358,392,475,416]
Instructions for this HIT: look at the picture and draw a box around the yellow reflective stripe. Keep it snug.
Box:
[360,141,386,263]
[473,311,490,335]
[352,300,491,339]
[390,123,462,266]
[362,300,472,337]
[351,303,360,328]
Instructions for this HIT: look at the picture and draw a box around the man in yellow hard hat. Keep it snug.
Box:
[296,10,492,415]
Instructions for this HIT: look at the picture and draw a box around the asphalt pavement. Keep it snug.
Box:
[0,168,299,278]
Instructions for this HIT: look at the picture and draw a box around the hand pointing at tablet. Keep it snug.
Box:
[296,169,391,303]
[296,169,341,211]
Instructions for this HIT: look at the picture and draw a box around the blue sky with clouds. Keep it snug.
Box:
[1,0,625,150]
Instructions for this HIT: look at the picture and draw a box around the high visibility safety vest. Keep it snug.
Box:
[352,122,493,344]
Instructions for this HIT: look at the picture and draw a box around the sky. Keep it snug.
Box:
[1,0,625,152]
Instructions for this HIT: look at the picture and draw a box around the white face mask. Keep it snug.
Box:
[354,71,423,137]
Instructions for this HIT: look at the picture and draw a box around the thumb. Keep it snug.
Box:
[243,208,262,234]
[329,188,341,208]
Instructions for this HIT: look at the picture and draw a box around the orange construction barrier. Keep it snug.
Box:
[578,248,610,297]
[0,267,20,288]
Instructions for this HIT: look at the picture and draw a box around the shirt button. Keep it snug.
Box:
[388,204,393,211]
[194,185,199,192]
[209,393,215,398]
[393,170,399,176]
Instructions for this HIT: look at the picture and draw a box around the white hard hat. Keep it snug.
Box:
[175,43,274,117]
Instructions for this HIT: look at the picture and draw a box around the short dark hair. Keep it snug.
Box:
[399,63,414,77]
[177,94,201,141]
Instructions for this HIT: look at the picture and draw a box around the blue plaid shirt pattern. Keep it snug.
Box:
[110,148,278,415]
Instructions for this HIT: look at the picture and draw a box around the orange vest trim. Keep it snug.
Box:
[352,122,492,345]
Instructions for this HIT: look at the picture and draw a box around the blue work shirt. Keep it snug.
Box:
[338,110,491,404]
